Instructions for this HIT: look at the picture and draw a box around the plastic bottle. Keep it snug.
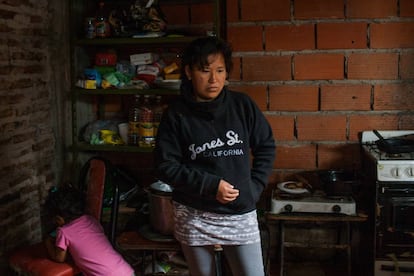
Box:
[85,17,96,39]
[152,95,163,146]
[95,2,110,38]
[128,95,141,145]
[138,95,155,147]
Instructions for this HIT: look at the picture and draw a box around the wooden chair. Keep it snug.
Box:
[8,159,118,276]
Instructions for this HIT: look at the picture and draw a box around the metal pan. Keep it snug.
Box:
[373,130,414,154]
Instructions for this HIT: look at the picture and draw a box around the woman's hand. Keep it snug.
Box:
[216,179,239,204]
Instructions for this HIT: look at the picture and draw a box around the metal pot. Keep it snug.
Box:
[319,170,360,196]
[147,180,174,235]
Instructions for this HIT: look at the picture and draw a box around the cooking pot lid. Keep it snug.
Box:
[150,180,173,193]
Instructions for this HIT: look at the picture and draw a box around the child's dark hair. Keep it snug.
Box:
[45,185,85,222]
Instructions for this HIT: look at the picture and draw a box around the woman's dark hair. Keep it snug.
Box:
[45,186,85,222]
[180,36,233,84]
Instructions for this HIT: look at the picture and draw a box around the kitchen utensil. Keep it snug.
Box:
[319,170,360,196]
[148,180,174,235]
[373,129,414,154]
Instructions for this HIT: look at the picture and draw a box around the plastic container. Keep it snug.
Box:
[128,95,141,145]
[138,95,154,147]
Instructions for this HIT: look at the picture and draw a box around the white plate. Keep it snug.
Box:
[277,181,309,194]
[154,79,181,90]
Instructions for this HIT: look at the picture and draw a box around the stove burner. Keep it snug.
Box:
[386,152,404,159]
[363,143,414,161]
[270,190,356,215]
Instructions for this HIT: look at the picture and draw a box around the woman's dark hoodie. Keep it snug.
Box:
[154,85,276,214]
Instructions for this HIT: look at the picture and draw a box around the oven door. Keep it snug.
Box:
[384,197,414,231]
[376,184,414,258]
[375,260,414,275]
[379,185,414,232]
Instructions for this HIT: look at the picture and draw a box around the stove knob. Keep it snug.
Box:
[406,167,414,177]
[284,204,293,212]
[391,167,401,178]
[332,205,341,213]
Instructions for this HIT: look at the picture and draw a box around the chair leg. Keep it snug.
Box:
[214,244,223,276]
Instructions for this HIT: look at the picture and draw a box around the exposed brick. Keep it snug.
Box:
[348,53,398,80]
[30,15,44,24]
[276,144,317,169]
[269,85,319,111]
[191,2,214,24]
[227,25,263,51]
[400,115,414,129]
[11,50,45,62]
[317,22,367,49]
[297,115,347,141]
[227,0,239,22]
[294,54,344,80]
[400,0,414,17]
[320,84,371,111]
[348,114,400,141]
[347,0,398,19]
[0,108,13,121]
[266,115,295,141]
[371,22,414,48]
[241,0,290,21]
[294,0,344,19]
[318,144,361,170]
[242,55,291,81]
[374,84,414,111]
[13,130,36,144]
[0,23,13,33]
[228,84,267,111]
[400,53,414,79]
[32,138,54,151]
[160,4,189,25]
[229,57,241,81]
[0,9,17,20]
[265,24,315,51]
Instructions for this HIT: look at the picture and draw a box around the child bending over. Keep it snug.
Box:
[44,186,134,276]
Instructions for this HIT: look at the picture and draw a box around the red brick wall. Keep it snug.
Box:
[226,0,414,186]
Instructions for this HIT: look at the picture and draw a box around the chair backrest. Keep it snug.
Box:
[80,157,119,244]
[84,159,106,220]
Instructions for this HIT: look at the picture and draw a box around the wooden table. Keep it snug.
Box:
[266,212,367,276]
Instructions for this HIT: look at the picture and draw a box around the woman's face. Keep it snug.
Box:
[185,53,227,102]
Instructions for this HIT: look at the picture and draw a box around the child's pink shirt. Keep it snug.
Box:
[56,215,133,276]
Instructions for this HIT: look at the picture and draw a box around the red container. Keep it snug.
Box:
[95,53,117,66]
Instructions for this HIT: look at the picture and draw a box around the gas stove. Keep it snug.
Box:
[270,190,356,215]
[361,130,414,182]
[361,130,414,272]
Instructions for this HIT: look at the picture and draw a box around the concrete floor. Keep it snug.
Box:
[269,261,350,276]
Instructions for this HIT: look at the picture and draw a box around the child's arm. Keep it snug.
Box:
[44,236,67,263]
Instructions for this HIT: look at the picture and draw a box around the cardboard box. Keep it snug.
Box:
[130,53,159,66]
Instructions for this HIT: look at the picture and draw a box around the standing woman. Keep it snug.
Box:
[154,36,276,276]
